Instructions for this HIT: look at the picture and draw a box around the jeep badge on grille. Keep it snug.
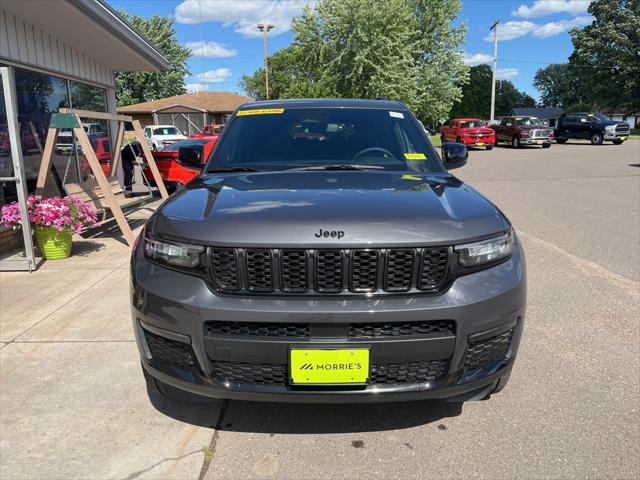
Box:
[315,229,345,239]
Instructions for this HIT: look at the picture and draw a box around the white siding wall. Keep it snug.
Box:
[0,5,114,87]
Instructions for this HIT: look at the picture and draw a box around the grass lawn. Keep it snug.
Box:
[429,134,442,147]
[629,128,640,140]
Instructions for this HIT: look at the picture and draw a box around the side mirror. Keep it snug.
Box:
[178,146,204,169]
[441,142,468,170]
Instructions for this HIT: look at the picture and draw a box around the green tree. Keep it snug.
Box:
[240,0,468,123]
[115,12,191,106]
[450,65,535,118]
[569,0,640,112]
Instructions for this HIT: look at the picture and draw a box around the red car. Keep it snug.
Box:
[81,136,112,178]
[143,137,218,191]
[440,118,495,150]
[190,123,224,139]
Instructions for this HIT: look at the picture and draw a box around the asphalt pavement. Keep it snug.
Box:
[1,140,638,479]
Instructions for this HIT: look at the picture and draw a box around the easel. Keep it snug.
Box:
[35,109,169,246]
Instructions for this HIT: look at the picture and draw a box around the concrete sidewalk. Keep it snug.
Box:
[0,205,219,480]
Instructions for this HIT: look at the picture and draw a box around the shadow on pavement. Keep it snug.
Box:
[147,384,463,433]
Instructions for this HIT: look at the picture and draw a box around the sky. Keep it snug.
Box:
[105,0,593,100]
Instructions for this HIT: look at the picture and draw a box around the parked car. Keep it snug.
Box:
[143,125,187,151]
[142,137,218,191]
[554,112,630,145]
[80,135,112,177]
[491,116,553,148]
[133,98,526,404]
[440,118,495,150]
[190,124,224,138]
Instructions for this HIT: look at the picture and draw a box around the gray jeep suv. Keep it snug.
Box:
[131,99,526,403]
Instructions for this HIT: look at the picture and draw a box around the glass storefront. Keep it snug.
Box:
[0,67,110,206]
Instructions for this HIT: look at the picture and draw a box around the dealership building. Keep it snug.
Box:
[0,0,167,270]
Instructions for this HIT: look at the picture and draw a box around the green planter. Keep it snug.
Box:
[34,226,72,260]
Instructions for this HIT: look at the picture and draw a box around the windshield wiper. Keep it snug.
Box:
[207,167,261,173]
[285,164,385,171]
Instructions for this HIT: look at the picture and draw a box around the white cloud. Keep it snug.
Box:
[496,68,520,79]
[463,53,492,66]
[484,15,591,41]
[184,41,237,58]
[194,68,232,83]
[532,15,591,37]
[175,0,314,37]
[512,0,590,18]
[186,83,209,93]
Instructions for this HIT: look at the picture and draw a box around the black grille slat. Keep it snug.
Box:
[246,249,273,291]
[384,249,414,291]
[349,320,454,338]
[211,360,448,386]
[210,247,450,295]
[418,248,449,290]
[281,250,308,292]
[206,321,310,337]
[211,249,239,290]
[144,330,195,368]
[351,250,379,292]
[316,250,343,292]
[463,329,514,370]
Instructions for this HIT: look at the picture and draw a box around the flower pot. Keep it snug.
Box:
[34,226,72,260]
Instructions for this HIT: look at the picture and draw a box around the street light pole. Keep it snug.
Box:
[257,23,275,99]
[490,20,499,122]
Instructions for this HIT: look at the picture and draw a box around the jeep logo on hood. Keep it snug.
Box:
[315,229,344,239]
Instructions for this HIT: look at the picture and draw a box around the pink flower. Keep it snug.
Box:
[0,195,99,233]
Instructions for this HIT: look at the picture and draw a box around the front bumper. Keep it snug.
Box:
[461,136,495,147]
[520,136,551,145]
[131,237,527,403]
[604,131,629,141]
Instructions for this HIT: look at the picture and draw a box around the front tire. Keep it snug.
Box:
[542,143,551,149]
[590,132,604,145]
[612,139,623,145]
[512,136,521,149]
[486,145,493,150]
[555,137,567,144]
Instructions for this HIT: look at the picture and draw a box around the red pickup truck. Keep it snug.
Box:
[190,124,224,139]
[440,118,495,150]
[143,137,218,191]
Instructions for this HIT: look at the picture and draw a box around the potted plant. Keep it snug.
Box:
[1,195,98,259]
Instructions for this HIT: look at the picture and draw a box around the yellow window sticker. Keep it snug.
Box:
[404,153,427,160]
[401,174,423,181]
[237,108,285,116]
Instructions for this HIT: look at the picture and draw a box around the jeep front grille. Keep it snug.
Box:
[209,247,450,295]
[463,329,514,370]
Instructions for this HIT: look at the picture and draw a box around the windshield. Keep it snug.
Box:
[206,107,443,173]
[154,127,180,136]
[459,120,484,128]
[515,117,544,126]
[588,113,611,122]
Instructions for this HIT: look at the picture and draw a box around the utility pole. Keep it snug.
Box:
[489,20,499,122]
[257,23,275,99]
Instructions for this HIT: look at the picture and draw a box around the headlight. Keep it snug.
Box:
[455,232,513,267]
[605,125,616,132]
[144,236,204,268]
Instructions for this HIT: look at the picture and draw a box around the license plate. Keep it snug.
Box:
[290,348,369,384]
[476,142,484,146]
[536,140,544,144]
[620,137,626,140]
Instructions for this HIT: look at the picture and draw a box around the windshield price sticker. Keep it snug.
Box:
[389,111,405,119]
[237,108,285,116]
[404,152,427,160]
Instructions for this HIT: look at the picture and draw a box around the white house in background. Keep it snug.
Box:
[609,113,639,129]
[0,0,168,270]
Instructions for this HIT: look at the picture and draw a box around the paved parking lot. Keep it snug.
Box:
[1,140,639,479]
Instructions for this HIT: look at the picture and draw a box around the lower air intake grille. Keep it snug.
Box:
[144,330,195,369]
[211,360,448,386]
[206,321,310,337]
[463,329,514,370]
[349,320,455,338]
[369,360,448,384]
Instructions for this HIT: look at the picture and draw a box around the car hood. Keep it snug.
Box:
[148,172,507,247]
[156,135,186,141]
